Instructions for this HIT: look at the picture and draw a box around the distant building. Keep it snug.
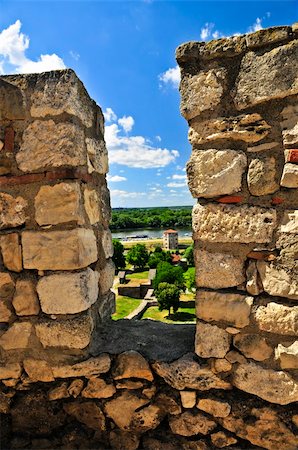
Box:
[163,229,178,250]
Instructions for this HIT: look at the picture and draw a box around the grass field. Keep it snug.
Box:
[112,296,142,320]
[127,270,149,280]
[142,292,195,323]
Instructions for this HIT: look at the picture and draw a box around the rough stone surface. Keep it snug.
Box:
[275,342,298,369]
[37,268,99,314]
[279,210,298,234]
[0,322,33,350]
[0,300,13,322]
[196,290,253,328]
[189,114,270,145]
[247,141,279,152]
[211,359,232,374]
[99,259,115,295]
[81,377,116,398]
[113,350,154,381]
[109,430,140,450]
[86,138,108,174]
[129,404,163,432]
[247,157,279,196]
[101,230,114,258]
[180,391,196,409]
[84,187,100,225]
[23,359,54,382]
[22,229,98,270]
[0,272,15,298]
[12,280,40,316]
[195,322,231,358]
[152,353,231,391]
[197,398,231,418]
[280,104,298,146]
[234,41,298,109]
[68,379,84,398]
[233,334,273,361]
[35,313,94,349]
[169,411,216,436]
[187,150,247,198]
[254,302,298,335]
[257,261,298,300]
[64,401,106,431]
[17,120,86,172]
[280,163,298,188]
[246,26,290,49]
[0,233,22,272]
[51,354,111,378]
[180,69,226,120]
[211,431,237,448]
[35,182,83,226]
[0,363,22,380]
[246,261,263,296]
[193,203,277,243]
[48,382,69,401]
[0,193,27,230]
[195,249,245,289]
[104,391,149,429]
[232,362,298,404]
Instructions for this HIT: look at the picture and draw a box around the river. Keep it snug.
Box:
[111,227,192,240]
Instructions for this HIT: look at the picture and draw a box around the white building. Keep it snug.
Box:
[163,229,178,250]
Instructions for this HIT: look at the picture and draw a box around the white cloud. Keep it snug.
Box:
[172,174,187,180]
[110,189,146,199]
[105,119,179,169]
[69,50,80,61]
[167,181,187,188]
[200,22,214,40]
[107,174,127,182]
[156,135,161,142]
[0,20,65,74]
[158,65,180,89]
[118,115,134,133]
[103,107,117,123]
[248,18,263,33]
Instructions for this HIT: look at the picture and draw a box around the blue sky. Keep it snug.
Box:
[0,1,297,207]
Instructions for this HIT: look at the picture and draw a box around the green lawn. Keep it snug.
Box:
[112,296,142,320]
[127,270,149,280]
[142,293,195,323]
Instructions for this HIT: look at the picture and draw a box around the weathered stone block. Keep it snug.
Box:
[211,432,237,448]
[104,391,149,429]
[197,398,231,418]
[280,104,298,146]
[257,261,298,300]
[193,203,276,243]
[84,187,100,225]
[0,272,15,298]
[98,290,116,320]
[22,229,98,270]
[37,268,99,314]
[234,41,298,109]
[35,313,94,349]
[280,163,298,188]
[51,354,111,378]
[0,322,33,350]
[195,249,245,289]
[30,69,95,128]
[180,68,226,120]
[187,149,247,198]
[189,114,270,145]
[195,322,231,358]
[246,260,263,296]
[23,359,54,382]
[0,363,22,380]
[275,342,298,369]
[0,300,13,322]
[180,391,196,409]
[233,334,273,361]
[12,280,40,316]
[200,35,247,59]
[17,120,86,172]
[247,157,279,196]
[0,233,22,272]
[99,259,115,295]
[82,377,116,399]
[279,210,298,234]
[113,350,154,381]
[35,182,84,226]
[247,141,279,152]
[232,362,298,404]
[101,229,114,258]
[0,193,27,230]
[196,290,253,328]
[86,138,108,174]
[254,302,298,335]
[246,26,291,49]
[169,411,216,436]
[64,401,105,431]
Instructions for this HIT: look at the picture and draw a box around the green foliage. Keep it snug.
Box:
[126,244,149,269]
[148,249,172,268]
[155,282,180,316]
[112,239,126,270]
[184,244,194,266]
[153,261,185,291]
[184,267,196,292]
[111,206,192,230]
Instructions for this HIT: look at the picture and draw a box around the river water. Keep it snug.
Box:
[111,227,192,240]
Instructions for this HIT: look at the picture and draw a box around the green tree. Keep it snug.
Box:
[184,267,196,292]
[126,244,149,269]
[155,282,180,316]
[112,239,126,270]
[148,249,172,268]
[153,262,185,291]
[184,244,194,266]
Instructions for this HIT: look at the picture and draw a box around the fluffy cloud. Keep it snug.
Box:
[107,174,127,182]
[0,20,65,74]
[105,113,179,169]
[103,107,117,123]
[158,65,180,88]
[172,174,187,180]
[167,181,187,188]
[248,18,263,33]
[200,22,222,41]
[118,115,134,133]
[110,189,146,199]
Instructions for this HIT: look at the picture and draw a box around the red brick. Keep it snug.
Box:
[0,173,45,186]
[216,195,243,204]
[286,149,298,163]
[271,196,284,205]
[4,127,15,152]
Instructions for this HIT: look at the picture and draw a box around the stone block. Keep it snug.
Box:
[189,114,270,145]
[104,391,149,429]
[180,391,196,408]
[200,35,247,59]
[12,280,40,316]
[81,377,116,399]
[233,334,273,361]
[196,290,253,328]
[35,313,94,349]
[195,321,231,358]
[254,302,298,336]
[0,363,22,380]
[180,68,226,120]
[22,229,98,270]
[64,401,106,431]
[101,229,114,258]
[247,157,279,196]
[285,149,298,163]
[275,342,298,369]
[257,261,298,300]
[37,268,99,314]
[279,210,298,234]
[0,322,33,350]
[232,362,298,404]
[86,138,108,174]
[0,233,22,272]
[17,120,86,172]
[23,359,54,382]
[0,193,27,230]
[169,411,216,436]
[234,41,298,109]
[35,182,84,226]
[193,203,277,243]
[113,350,154,381]
[51,354,111,378]
[246,26,291,49]
[280,163,298,188]
[98,290,116,320]
[195,249,245,289]
[247,141,279,152]
[197,398,231,418]
[30,69,95,128]
[211,432,237,448]
[0,78,26,120]
[84,187,100,225]
[0,300,13,322]
[211,359,232,373]
[68,379,84,397]
[246,261,263,296]
[187,149,247,198]
[280,104,298,146]
[99,259,115,295]
[0,272,15,298]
